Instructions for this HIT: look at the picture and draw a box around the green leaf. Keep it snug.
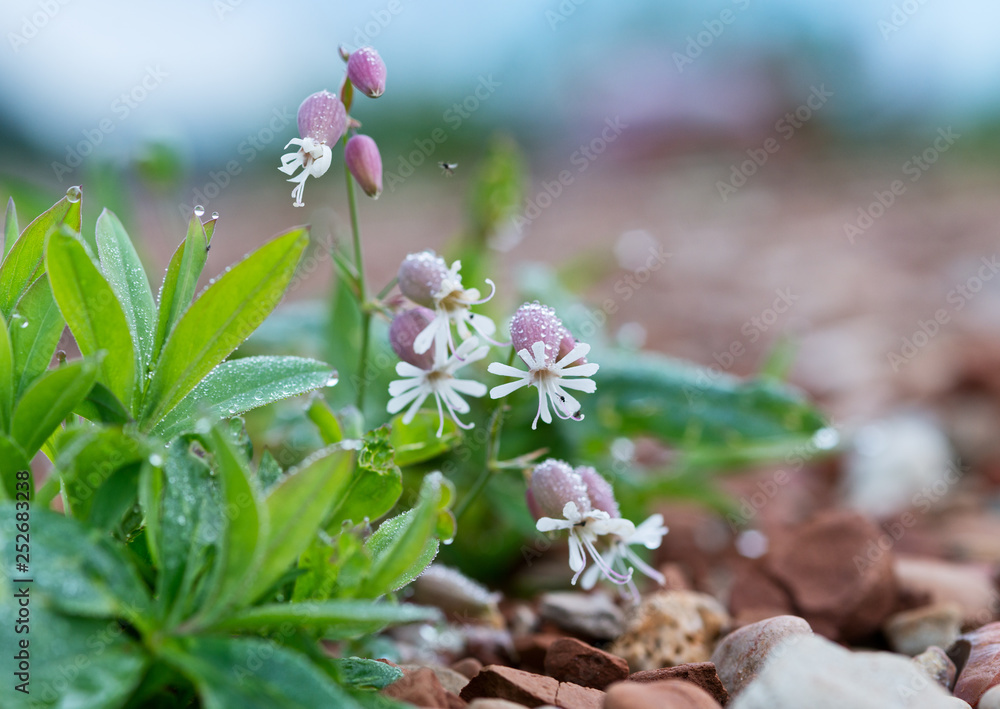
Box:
[389,411,461,467]
[357,472,453,598]
[257,449,283,491]
[593,352,826,448]
[53,426,147,522]
[307,397,344,445]
[153,355,335,439]
[208,600,441,636]
[11,359,97,459]
[0,435,29,500]
[0,504,150,621]
[195,426,266,622]
[326,426,402,531]
[153,215,209,362]
[0,193,80,319]
[335,658,403,690]
[141,227,309,428]
[249,443,355,602]
[47,230,136,408]
[8,275,64,398]
[96,209,156,375]
[2,197,17,258]
[0,312,12,432]
[0,593,148,709]
[74,380,132,424]
[163,637,364,709]
[150,440,223,623]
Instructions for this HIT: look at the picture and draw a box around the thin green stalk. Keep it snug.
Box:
[344,159,372,409]
[455,403,506,521]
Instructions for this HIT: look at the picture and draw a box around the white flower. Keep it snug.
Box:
[536,501,635,586]
[488,341,598,429]
[387,337,489,436]
[278,136,333,208]
[580,514,669,600]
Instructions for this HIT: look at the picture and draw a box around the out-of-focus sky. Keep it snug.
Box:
[2,0,1000,168]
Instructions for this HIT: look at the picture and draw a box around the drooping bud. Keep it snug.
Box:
[389,307,436,370]
[510,303,564,365]
[345,134,383,198]
[398,251,450,307]
[347,46,387,98]
[297,90,347,145]
[576,466,620,518]
[527,459,591,521]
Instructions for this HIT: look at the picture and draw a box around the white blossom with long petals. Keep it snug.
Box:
[387,337,489,436]
[278,137,333,208]
[488,341,598,429]
[536,501,635,586]
[580,513,669,600]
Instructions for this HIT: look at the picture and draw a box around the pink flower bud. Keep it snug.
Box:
[510,303,563,366]
[557,326,587,366]
[528,459,591,521]
[389,307,436,369]
[398,251,449,307]
[576,466,620,518]
[347,46,387,98]
[297,90,347,145]
[345,134,383,198]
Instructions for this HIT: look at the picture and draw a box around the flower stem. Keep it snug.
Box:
[455,403,507,521]
[344,159,371,409]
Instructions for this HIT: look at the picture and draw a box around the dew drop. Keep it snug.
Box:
[65,185,82,203]
[194,205,205,217]
[176,515,187,525]
[211,211,219,219]
[325,372,339,387]
[19,319,29,329]
[149,453,164,466]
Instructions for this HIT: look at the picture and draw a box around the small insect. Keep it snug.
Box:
[438,161,458,176]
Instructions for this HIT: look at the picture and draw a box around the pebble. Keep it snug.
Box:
[951,622,1000,706]
[762,510,897,641]
[895,556,999,628]
[611,590,731,671]
[884,603,963,656]
[459,665,604,709]
[402,664,473,696]
[383,666,465,708]
[912,646,957,690]
[730,634,969,708]
[537,591,624,641]
[710,615,813,696]
[452,657,485,679]
[605,679,723,709]
[981,685,1000,709]
[467,701,530,709]
[514,634,563,675]
[628,662,728,705]
[543,637,629,690]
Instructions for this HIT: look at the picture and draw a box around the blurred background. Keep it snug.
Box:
[4,0,1000,584]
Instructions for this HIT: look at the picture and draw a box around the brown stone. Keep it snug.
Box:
[513,633,563,674]
[451,657,485,680]
[384,667,453,708]
[605,679,723,709]
[459,666,558,707]
[467,701,530,709]
[896,555,999,629]
[628,662,728,705]
[554,681,604,709]
[446,692,468,709]
[710,614,813,697]
[763,510,897,641]
[401,664,472,696]
[543,637,629,690]
[727,559,794,626]
[951,622,1000,706]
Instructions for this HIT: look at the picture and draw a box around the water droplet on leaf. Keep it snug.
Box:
[194,205,205,217]
[65,185,82,202]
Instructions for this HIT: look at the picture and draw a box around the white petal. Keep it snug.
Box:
[555,342,591,368]
[412,318,440,355]
[592,517,636,538]
[439,385,471,414]
[467,312,496,337]
[579,560,603,590]
[490,379,528,399]
[531,341,548,367]
[536,517,573,533]
[517,347,536,368]
[388,377,422,396]
[561,501,582,522]
[534,386,552,428]
[401,390,430,423]
[449,378,487,398]
[488,362,527,378]
[630,514,668,549]
[567,534,586,574]
[550,386,582,418]
[387,385,426,414]
[561,362,600,378]
[309,145,333,176]
[395,362,426,378]
[557,377,597,393]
